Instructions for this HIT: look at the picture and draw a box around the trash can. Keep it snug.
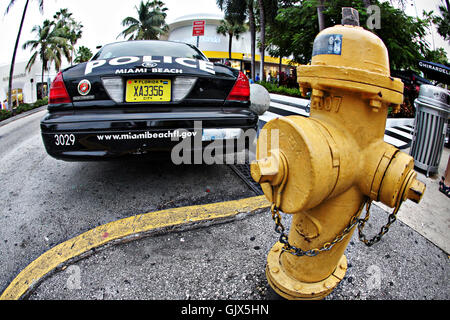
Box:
[410,85,450,176]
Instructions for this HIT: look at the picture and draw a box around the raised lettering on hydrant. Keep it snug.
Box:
[251,8,426,300]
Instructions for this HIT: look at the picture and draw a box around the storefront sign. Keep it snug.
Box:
[2,72,26,82]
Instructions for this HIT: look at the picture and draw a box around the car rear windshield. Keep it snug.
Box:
[92,41,208,61]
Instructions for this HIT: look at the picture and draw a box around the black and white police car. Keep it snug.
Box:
[41,40,258,161]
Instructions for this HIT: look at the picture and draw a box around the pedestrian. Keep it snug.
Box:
[255,73,260,82]
[439,155,450,198]
[266,73,271,83]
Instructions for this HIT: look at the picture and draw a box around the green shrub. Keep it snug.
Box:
[33,97,48,107]
[0,110,11,121]
[256,81,304,98]
[0,97,48,123]
[15,103,34,113]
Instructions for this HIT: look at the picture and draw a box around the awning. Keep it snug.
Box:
[418,60,450,85]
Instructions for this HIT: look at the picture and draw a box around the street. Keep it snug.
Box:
[0,109,255,293]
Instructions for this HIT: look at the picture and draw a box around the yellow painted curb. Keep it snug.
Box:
[0,196,270,300]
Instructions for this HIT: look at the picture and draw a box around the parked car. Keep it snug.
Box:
[40,40,257,161]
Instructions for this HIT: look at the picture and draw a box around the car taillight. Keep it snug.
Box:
[227,71,250,101]
[49,71,71,104]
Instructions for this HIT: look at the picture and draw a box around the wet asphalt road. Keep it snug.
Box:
[0,109,255,294]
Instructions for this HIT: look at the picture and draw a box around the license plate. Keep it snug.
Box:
[126,79,171,102]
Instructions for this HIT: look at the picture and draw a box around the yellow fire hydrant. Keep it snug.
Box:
[251,21,426,299]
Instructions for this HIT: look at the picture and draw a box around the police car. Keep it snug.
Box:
[40,40,257,161]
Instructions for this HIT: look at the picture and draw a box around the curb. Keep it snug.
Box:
[0,195,270,300]
[0,105,47,128]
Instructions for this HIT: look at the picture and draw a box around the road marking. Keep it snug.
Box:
[261,98,414,150]
[0,196,270,300]
[259,111,282,123]
[382,134,407,148]
[386,127,413,140]
[270,102,309,116]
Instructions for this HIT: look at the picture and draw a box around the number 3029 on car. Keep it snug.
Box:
[54,134,75,146]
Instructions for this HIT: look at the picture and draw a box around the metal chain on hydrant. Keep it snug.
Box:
[270,200,368,257]
[357,168,414,246]
[357,186,407,247]
[269,156,408,255]
[271,198,407,256]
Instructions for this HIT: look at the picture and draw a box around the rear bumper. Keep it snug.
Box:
[40,107,258,161]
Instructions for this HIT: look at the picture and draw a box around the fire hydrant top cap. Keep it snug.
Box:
[311,25,390,76]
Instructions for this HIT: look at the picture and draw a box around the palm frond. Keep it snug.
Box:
[25,51,37,72]
[121,16,140,27]
[118,0,169,40]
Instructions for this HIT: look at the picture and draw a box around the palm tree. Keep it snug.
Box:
[247,0,257,80]
[216,17,247,60]
[118,0,169,40]
[5,0,44,111]
[256,0,278,80]
[53,8,83,65]
[433,2,450,42]
[22,19,71,98]
[216,0,257,80]
[74,46,93,63]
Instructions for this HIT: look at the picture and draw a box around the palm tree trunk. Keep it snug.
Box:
[228,33,232,60]
[317,0,325,31]
[248,1,256,81]
[362,0,371,8]
[8,0,30,113]
[41,57,45,99]
[278,55,282,87]
[258,0,265,81]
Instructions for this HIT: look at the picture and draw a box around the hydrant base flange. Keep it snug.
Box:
[266,242,347,300]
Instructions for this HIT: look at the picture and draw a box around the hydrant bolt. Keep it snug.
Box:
[250,152,286,187]
[407,179,426,203]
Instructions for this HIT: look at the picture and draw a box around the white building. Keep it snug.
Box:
[0,58,59,108]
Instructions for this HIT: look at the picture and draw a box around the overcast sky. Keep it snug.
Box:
[0,0,224,66]
[0,0,448,67]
